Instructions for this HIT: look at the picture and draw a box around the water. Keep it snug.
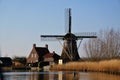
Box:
[2,71,120,80]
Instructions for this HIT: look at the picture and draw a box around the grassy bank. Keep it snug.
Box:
[50,59,120,74]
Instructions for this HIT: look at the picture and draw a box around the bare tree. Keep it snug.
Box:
[84,28,120,60]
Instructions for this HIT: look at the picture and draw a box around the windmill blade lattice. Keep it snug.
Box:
[41,35,64,41]
[75,32,97,39]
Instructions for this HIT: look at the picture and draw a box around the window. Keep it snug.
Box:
[31,53,37,58]
[34,54,37,58]
[31,54,34,58]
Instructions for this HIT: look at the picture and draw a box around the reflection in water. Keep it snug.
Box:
[58,72,62,80]
[0,65,4,80]
[87,72,120,80]
[38,73,43,80]
[2,71,120,80]
[60,72,79,80]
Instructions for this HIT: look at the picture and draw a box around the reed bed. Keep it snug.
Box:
[50,59,120,74]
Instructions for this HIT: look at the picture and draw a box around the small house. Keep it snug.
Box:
[27,44,49,64]
[43,51,60,65]
[27,44,60,67]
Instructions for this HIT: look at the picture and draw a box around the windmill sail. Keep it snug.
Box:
[41,35,64,41]
[65,8,71,33]
[68,8,71,33]
[75,32,97,39]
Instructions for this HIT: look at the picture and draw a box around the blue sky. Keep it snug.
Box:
[0,0,120,57]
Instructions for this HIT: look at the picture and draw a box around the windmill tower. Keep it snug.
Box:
[41,8,97,62]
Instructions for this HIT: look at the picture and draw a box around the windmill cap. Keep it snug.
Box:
[64,33,77,40]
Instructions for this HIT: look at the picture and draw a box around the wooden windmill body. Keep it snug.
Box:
[41,8,97,62]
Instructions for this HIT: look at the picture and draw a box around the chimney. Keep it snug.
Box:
[33,44,36,48]
[53,51,55,54]
[45,44,48,49]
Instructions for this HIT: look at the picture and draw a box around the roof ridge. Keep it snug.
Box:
[35,47,47,48]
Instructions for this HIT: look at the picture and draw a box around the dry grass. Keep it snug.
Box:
[50,59,120,74]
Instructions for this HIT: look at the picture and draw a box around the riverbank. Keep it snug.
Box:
[1,66,31,72]
[50,59,120,74]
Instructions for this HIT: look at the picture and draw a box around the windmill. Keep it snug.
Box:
[41,8,97,62]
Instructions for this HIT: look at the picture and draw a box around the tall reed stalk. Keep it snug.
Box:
[50,59,120,74]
